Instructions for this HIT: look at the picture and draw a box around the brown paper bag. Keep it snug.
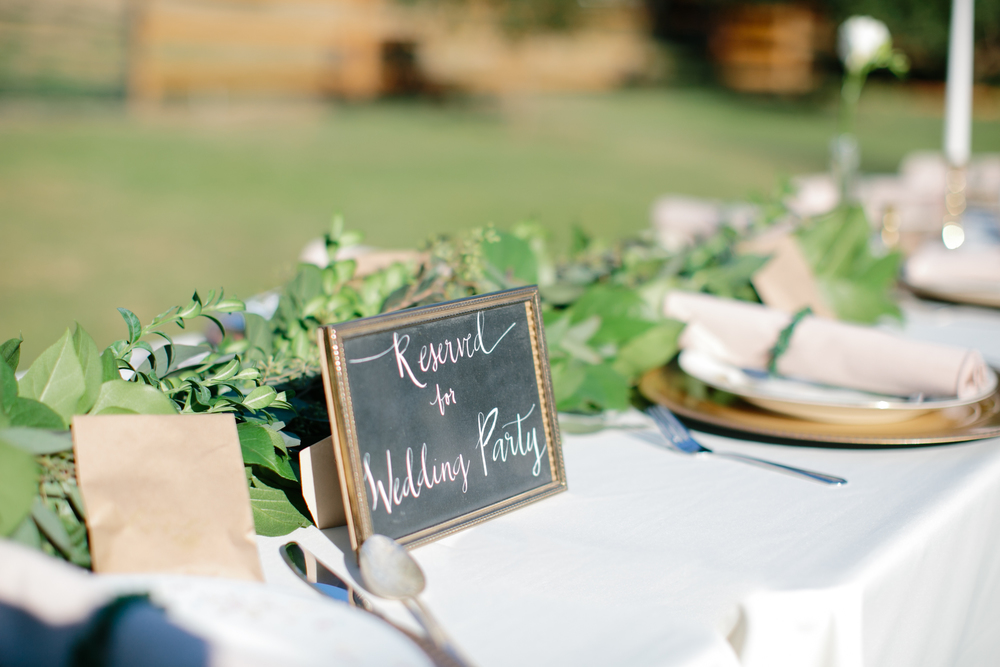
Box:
[740,231,835,318]
[73,414,263,581]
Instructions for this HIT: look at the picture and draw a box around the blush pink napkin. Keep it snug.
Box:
[905,245,1000,288]
[664,291,992,399]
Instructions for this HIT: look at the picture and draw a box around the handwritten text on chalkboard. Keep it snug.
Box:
[319,287,566,550]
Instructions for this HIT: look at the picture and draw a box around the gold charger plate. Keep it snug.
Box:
[639,363,1000,446]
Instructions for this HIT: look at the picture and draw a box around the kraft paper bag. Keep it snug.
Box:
[739,230,835,318]
[72,414,263,581]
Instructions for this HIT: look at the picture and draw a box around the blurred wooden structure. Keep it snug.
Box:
[129,0,390,101]
[0,0,128,95]
[127,0,653,103]
[710,4,818,94]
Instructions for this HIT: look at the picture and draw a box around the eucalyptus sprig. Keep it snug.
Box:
[254,217,414,385]
[108,289,244,380]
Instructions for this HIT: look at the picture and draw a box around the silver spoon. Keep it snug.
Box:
[358,534,473,667]
[281,541,465,667]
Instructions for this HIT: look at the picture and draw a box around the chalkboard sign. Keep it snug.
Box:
[317,287,566,551]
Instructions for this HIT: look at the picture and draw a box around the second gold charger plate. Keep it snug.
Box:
[639,363,1000,446]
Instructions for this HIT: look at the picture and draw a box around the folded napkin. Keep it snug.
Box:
[664,291,992,399]
[905,245,1000,288]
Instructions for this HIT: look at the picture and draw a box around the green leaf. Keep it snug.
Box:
[31,497,74,557]
[689,254,770,298]
[818,278,902,325]
[248,475,312,537]
[94,406,138,415]
[201,314,227,339]
[243,313,273,363]
[813,206,870,278]
[232,367,261,382]
[540,282,586,306]
[550,359,586,405]
[8,398,67,430]
[243,385,277,412]
[1,335,22,372]
[133,341,156,369]
[212,298,246,313]
[139,344,209,376]
[591,316,654,347]
[117,307,142,343]
[8,515,41,549]
[72,324,103,414]
[856,252,902,292]
[333,259,357,285]
[564,315,601,345]
[0,440,38,535]
[340,230,364,247]
[207,359,240,383]
[237,423,296,481]
[90,380,179,415]
[567,285,646,324]
[570,225,591,255]
[481,231,539,286]
[287,264,324,311]
[612,320,684,379]
[18,329,86,423]
[559,336,604,365]
[557,363,631,414]
[0,427,73,455]
[100,348,120,382]
[176,295,202,319]
[66,483,87,520]
[797,204,902,324]
[1,357,17,414]
[302,295,327,318]
[541,310,572,351]
[558,316,604,364]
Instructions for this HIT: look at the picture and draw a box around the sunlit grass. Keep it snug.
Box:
[2,85,996,362]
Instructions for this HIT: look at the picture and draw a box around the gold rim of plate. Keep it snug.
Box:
[638,363,1000,446]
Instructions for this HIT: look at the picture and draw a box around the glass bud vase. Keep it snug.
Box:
[830,133,860,203]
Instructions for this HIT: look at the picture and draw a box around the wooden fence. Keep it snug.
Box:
[1,0,653,102]
[0,0,128,94]
[710,4,820,95]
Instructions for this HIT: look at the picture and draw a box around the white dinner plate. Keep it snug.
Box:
[678,349,999,425]
[96,574,433,667]
[904,279,1000,309]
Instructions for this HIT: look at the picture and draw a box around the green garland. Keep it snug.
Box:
[0,191,900,564]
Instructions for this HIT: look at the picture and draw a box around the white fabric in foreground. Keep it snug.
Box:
[664,291,991,399]
[0,540,107,625]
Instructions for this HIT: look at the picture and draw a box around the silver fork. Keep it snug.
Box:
[645,405,847,486]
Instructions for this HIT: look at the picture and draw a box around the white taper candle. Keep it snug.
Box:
[944,0,975,167]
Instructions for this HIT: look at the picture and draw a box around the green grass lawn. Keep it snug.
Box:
[2,84,997,363]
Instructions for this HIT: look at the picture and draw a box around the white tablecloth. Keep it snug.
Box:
[255,300,1000,667]
[260,430,1000,667]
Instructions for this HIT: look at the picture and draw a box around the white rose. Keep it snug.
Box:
[838,16,891,74]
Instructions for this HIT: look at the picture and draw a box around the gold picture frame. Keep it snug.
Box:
[317,286,567,553]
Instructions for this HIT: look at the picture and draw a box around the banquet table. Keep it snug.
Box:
[256,296,1000,667]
